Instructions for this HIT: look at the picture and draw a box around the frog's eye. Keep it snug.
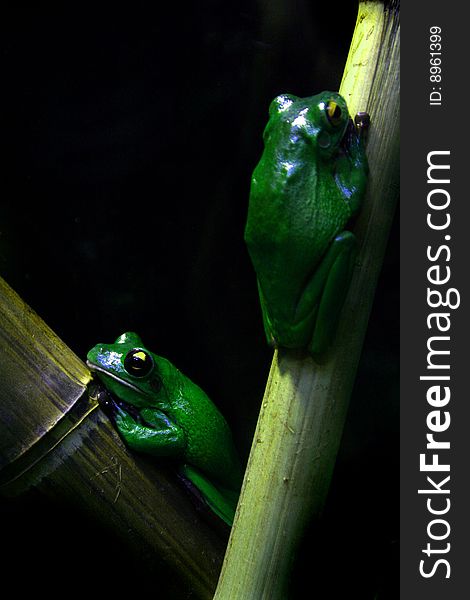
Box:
[124,349,154,377]
[325,100,343,126]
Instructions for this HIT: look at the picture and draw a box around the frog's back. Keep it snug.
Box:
[245,94,352,314]
[246,140,349,312]
[168,371,242,490]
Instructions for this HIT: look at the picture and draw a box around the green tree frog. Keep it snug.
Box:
[244,91,369,355]
[87,332,243,525]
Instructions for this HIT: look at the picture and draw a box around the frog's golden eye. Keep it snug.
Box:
[124,349,154,377]
[325,100,343,126]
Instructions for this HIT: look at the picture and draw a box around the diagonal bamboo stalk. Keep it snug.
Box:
[0,275,227,599]
[214,2,400,598]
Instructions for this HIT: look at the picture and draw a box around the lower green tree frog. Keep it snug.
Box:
[245,91,369,355]
[87,332,243,525]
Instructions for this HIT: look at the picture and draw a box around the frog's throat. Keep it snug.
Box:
[86,361,143,394]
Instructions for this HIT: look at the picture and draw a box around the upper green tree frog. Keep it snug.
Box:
[244,91,369,355]
[87,332,243,525]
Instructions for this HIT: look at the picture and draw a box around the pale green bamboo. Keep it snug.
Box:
[214,2,400,598]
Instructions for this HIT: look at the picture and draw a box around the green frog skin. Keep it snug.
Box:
[87,332,242,525]
[244,91,369,355]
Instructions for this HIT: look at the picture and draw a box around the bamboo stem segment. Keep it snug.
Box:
[214,2,400,598]
[0,276,91,478]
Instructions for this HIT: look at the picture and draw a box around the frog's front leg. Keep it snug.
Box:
[336,119,369,215]
[296,230,357,355]
[113,404,186,457]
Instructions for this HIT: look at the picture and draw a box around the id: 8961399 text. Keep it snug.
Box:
[429,25,442,107]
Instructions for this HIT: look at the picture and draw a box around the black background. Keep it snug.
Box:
[0,3,398,598]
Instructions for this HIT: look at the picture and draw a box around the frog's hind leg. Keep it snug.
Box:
[295,230,358,355]
[257,279,277,347]
[180,464,239,526]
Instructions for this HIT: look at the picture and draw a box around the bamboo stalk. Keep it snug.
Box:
[0,275,226,599]
[214,2,400,598]
[0,276,91,475]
